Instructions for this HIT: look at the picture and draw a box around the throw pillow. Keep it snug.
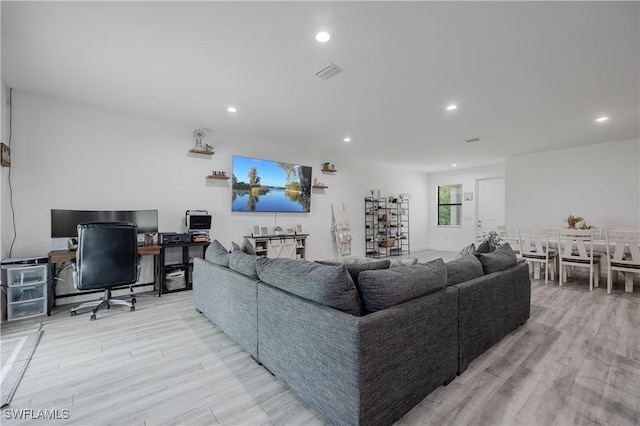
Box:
[316,259,391,284]
[256,258,361,316]
[204,239,231,267]
[241,238,256,255]
[229,250,258,278]
[476,241,493,253]
[230,239,257,255]
[388,257,419,267]
[445,255,484,286]
[456,243,476,259]
[357,258,447,314]
[475,243,517,274]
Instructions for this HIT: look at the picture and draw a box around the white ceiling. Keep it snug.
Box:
[2,1,639,172]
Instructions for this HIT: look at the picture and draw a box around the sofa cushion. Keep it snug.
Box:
[204,239,231,267]
[229,250,258,278]
[357,258,447,313]
[256,258,361,316]
[445,255,484,286]
[316,259,391,283]
[475,243,518,274]
[231,239,256,255]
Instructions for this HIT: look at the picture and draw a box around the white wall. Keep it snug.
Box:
[4,91,429,261]
[506,138,640,230]
[426,164,505,251]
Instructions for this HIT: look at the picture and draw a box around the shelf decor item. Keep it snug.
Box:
[1,143,10,167]
[193,128,206,150]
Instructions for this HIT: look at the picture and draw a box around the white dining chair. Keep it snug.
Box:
[519,227,557,283]
[604,229,640,294]
[557,229,601,291]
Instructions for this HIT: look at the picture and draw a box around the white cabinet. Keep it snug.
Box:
[2,263,49,321]
[268,239,297,259]
[247,234,308,260]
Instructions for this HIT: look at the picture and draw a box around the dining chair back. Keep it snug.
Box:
[518,227,557,283]
[604,229,640,293]
[557,228,601,291]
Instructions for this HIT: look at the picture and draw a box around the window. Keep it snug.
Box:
[438,184,462,226]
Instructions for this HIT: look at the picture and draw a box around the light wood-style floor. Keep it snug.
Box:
[2,253,639,426]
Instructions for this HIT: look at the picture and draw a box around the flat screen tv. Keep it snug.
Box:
[232,155,312,213]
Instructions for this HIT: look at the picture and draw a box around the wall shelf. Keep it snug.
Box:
[189,149,214,155]
[321,168,337,173]
[312,185,328,189]
[206,175,230,180]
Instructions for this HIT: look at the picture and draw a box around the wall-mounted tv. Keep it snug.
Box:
[232,155,312,213]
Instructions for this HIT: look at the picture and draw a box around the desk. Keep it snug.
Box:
[48,245,162,308]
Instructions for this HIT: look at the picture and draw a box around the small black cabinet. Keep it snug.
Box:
[157,241,209,296]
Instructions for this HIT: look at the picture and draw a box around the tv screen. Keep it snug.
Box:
[232,156,312,212]
[51,209,159,238]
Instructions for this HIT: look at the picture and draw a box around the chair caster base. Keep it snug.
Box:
[130,306,135,312]
[90,314,97,321]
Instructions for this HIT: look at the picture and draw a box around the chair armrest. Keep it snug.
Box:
[70,259,78,289]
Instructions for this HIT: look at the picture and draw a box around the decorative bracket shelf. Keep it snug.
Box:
[189,149,214,155]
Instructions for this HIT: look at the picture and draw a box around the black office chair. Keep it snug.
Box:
[70,222,140,320]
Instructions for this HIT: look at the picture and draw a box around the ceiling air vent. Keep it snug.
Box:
[315,63,343,80]
[464,137,480,143]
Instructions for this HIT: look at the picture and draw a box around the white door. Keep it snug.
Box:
[476,178,505,239]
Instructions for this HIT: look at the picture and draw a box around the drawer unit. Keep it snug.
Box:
[2,260,50,321]
[9,282,47,303]
[8,300,47,321]
[7,265,48,287]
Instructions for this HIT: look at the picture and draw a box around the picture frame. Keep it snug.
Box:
[1,143,10,167]
[295,224,304,234]
[464,192,473,201]
[261,226,269,236]
[286,228,295,235]
[252,225,261,237]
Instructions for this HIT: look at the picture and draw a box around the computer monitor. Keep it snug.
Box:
[51,209,159,238]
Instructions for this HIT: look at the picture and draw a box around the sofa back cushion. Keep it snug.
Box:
[229,250,258,278]
[445,255,484,286]
[204,239,231,267]
[475,243,518,274]
[357,258,447,313]
[256,258,362,316]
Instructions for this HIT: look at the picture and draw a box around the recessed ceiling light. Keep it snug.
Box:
[452,163,458,167]
[227,106,237,113]
[446,104,457,111]
[343,137,351,143]
[595,116,609,122]
[316,31,331,43]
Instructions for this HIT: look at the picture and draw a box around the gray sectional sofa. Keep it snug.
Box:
[193,242,530,426]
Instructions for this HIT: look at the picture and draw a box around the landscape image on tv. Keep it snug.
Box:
[232,155,312,212]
